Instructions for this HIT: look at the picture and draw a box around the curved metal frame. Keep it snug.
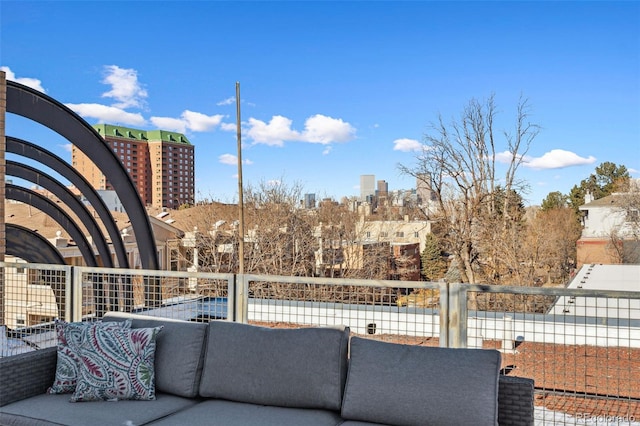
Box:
[6,80,158,270]
[6,160,114,267]
[7,136,129,268]
[5,184,98,267]
[6,223,67,320]
[6,223,66,265]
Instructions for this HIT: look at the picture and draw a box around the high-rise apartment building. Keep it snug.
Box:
[72,124,195,209]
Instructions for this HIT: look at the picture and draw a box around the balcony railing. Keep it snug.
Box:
[1,261,638,425]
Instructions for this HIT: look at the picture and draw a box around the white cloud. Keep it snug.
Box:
[61,143,72,153]
[182,111,225,132]
[246,116,301,146]
[219,153,252,166]
[217,97,235,106]
[65,103,146,126]
[1,66,46,93]
[220,122,237,132]
[393,138,423,152]
[101,65,147,109]
[495,150,517,163]
[322,146,333,155]
[524,149,596,170]
[150,116,187,132]
[301,114,356,144]
[244,114,356,146]
[151,111,225,133]
[219,153,237,165]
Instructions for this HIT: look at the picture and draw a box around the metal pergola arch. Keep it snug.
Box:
[6,136,129,268]
[6,160,114,267]
[6,223,66,265]
[6,223,68,320]
[6,80,159,270]
[5,184,98,267]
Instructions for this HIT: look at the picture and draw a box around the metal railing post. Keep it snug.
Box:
[439,281,449,348]
[71,266,83,322]
[235,273,248,323]
[448,282,468,348]
[64,265,73,322]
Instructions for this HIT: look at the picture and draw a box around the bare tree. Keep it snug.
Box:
[399,94,539,286]
[523,207,581,284]
[242,179,317,277]
[606,188,640,263]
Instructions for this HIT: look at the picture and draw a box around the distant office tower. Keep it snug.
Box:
[377,180,388,196]
[304,193,316,209]
[360,174,375,201]
[72,124,195,209]
[416,173,435,205]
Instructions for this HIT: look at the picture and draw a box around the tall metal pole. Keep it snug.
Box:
[236,82,245,274]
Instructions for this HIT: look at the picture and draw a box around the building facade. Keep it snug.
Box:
[360,174,375,202]
[577,191,640,266]
[72,124,195,209]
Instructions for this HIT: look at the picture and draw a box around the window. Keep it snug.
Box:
[396,232,404,238]
[627,209,639,222]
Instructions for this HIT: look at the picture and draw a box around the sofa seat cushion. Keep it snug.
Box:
[103,312,208,398]
[341,337,502,426]
[199,321,349,410]
[0,392,199,426]
[148,399,344,426]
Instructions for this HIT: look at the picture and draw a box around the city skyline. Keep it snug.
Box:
[2,1,638,206]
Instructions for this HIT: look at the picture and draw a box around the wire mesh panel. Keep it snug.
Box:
[2,261,639,426]
[76,267,234,323]
[243,274,442,346]
[0,262,70,355]
[463,285,640,426]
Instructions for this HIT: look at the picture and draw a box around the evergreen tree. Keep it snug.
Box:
[421,233,447,281]
[541,191,569,211]
[569,162,630,212]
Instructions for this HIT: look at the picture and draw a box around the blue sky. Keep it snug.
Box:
[2,1,639,206]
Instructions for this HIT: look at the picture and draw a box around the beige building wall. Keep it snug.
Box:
[148,141,164,208]
[72,146,105,190]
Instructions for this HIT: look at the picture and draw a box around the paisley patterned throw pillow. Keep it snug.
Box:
[48,319,131,394]
[70,325,163,402]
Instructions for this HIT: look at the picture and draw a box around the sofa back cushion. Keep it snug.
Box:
[102,312,208,398]
[341,337,501,426]
[199,321,349,411]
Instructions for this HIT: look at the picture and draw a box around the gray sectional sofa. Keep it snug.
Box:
[0,312,535,426]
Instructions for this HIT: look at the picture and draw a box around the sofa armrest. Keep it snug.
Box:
[498,375,535,426]
[0,346,57,407]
